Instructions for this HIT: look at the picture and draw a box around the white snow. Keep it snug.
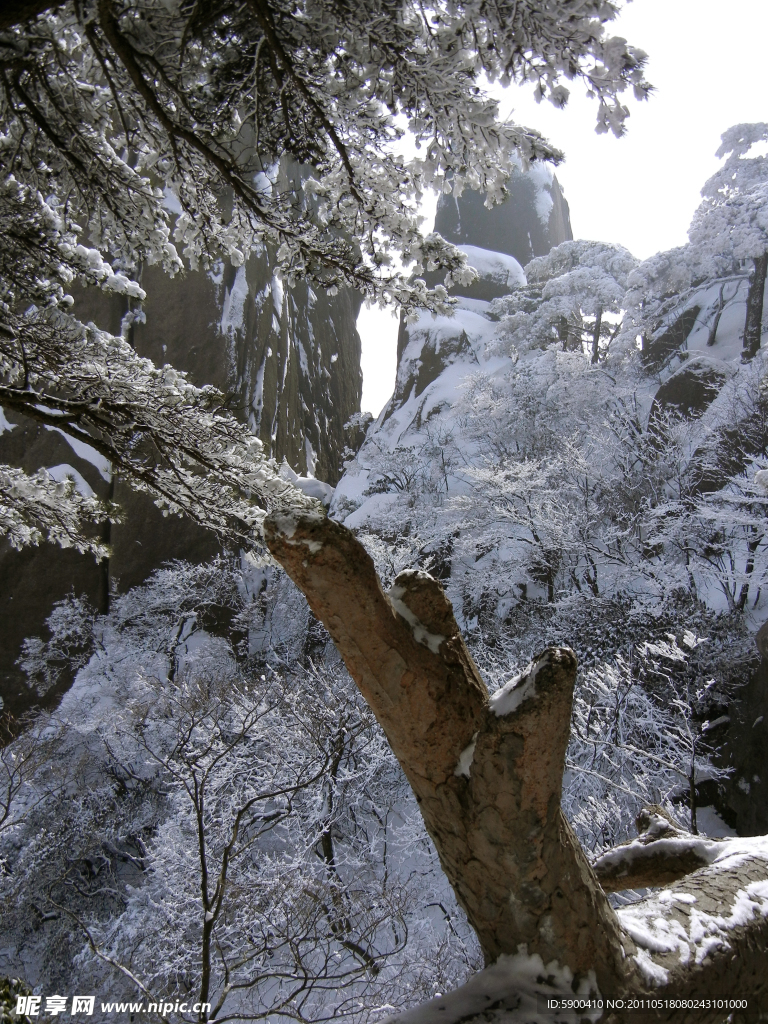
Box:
[614,835,768,980]
[45,464,95,497]
[271,271,284,319]
[162,187,183,215]
[458,245,526,291]
[593,835,722,877]
[632,948,670,986]
[382,949,600,1024]
[278,459,335,506]
[269,512,298,539]
[454,732,478,778]
[489,654,549,717]
[388,579,446,654]
[527,162,556,227]
[253,161,279,195]
[0,406,16,433]
[296,475,334,504]
[220,265,249,335]
[45,425,112,481]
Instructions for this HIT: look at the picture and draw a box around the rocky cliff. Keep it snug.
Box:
[334,166,768,838]
[336,163,568,520]
[0,167,363,714]
[434,162,572,266]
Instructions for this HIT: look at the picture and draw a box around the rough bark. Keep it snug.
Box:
[595,848,768,1024]
[742,252,768,361]
[264,510,631,991]
[264,509,768,1016]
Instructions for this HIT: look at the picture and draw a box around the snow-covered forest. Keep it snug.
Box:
[2,0,768,1020]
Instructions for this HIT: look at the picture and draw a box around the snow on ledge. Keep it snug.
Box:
[458,245,526,291]
[382,949,600,1024]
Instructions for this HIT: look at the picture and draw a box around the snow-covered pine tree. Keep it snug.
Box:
[492,239,638,362]
[0,0,651,551]
[624,125,768,366]
[690,124,768,360]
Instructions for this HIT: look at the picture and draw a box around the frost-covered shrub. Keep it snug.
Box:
[1,563,479,1020]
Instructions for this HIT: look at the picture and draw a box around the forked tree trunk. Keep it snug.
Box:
[265,510,768,1015]
[743,252,768,360]
[264,510,630,991]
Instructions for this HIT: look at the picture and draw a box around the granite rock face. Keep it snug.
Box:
[434,163,572,267]
[336,164,569,519]
[0,177,363,712]
[386,163,571,419]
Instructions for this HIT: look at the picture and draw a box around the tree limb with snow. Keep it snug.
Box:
[265,510,768,1020]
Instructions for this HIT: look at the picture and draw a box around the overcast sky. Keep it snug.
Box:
[358,0,768,416]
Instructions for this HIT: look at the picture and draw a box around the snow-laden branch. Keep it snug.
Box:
[0,308,316,552]
[1,0,650,313]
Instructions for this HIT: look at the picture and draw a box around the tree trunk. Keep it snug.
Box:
[743,252,768,361]
[264,510,768,1015]
[707,282,727,346]
[97,472,115,616]
[591,308,603,364]
[264,511,632,991]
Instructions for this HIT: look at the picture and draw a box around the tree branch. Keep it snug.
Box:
[593,806,725,893]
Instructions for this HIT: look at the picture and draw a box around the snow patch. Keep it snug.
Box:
[46,464,95,498]
[454,732,478,778]
[633,948,670,986]
[220,265,249,335]
[616,838,768,979]
[489,654,549,717]
[279,460,335,506]
[388,582,446,654]
[458,245,526,291]
[45,426,111,481]
[269,513,298,539]
[527,162,556,227]
[592,835,722,876]
[268,502,326,552]
[0,406,16,433]
[162,187,183,216]
[382,949,600,1024]
[271,272,284,319]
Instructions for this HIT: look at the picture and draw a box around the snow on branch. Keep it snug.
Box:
[0,462,114,554]
[0,0,650,313]
[0,309,316,550]
[593,806,725,893]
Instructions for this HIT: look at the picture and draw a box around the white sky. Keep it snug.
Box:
[358,0,768,416]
